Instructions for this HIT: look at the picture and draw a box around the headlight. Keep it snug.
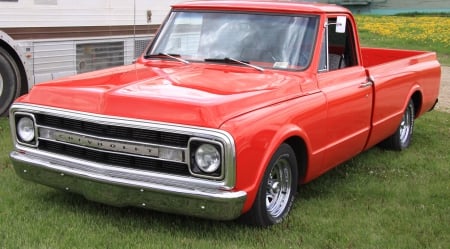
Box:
[195,144,221,173]
[17,116,36,143]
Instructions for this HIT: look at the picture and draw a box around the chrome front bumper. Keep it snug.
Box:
[10,151,247,220]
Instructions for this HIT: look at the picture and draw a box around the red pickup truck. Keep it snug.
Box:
[9,1,441,226]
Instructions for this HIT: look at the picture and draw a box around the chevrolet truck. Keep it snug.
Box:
[9,1,441,226]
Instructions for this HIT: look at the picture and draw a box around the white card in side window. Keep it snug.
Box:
[274,62,289,69]
[336,16,347,33]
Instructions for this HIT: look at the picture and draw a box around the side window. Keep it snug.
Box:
[319,17,358,72]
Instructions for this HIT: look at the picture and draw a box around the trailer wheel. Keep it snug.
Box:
[241,143,298,226]
[381,99,415,150]
[0,47,22,116]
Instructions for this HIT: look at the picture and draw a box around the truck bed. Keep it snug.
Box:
[361,47,441,149]
[361,47,437,68]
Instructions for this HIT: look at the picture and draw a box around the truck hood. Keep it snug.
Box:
[23,63,309,128]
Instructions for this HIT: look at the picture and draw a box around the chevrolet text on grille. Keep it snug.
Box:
[49,129,161,158]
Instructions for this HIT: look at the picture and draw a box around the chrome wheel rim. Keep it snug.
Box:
[266,156,292,218]
[0,73,3,96]
[399,106,412,144]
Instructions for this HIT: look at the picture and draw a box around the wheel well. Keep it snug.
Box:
[411,91,422,118]
[0,41,29,95]
[284,137,308,182]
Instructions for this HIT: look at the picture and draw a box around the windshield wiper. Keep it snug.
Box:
[144,53,190,64]
[204,57,264,72]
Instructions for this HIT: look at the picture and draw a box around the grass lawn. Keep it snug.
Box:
[1,111,449,248]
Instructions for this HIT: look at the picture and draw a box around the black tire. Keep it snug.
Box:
[0,47,22,116]
[241,143,298,226]
[380,99,415,151]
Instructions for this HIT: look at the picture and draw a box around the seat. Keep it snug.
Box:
[329,53,346,70]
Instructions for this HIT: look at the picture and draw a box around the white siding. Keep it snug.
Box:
[151,0,185,24]
[0,0,184,28]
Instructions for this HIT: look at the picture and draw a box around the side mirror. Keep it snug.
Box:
[336,16,346,33]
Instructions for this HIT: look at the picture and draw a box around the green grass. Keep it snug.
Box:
[1,111,449,249]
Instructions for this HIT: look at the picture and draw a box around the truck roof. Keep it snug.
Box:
[172,0,351,14]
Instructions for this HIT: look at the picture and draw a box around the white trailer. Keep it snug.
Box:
[0,0,182,116]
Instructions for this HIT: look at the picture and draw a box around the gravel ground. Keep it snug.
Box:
[436,66,450,113]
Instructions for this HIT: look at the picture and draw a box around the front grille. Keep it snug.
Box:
[35,114,191,176]
[35,114,190,147]
[39,140,189,175]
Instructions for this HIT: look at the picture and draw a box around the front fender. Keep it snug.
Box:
[220,93,327,213]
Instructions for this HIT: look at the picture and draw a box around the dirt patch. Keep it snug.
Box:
[435,66,450,113]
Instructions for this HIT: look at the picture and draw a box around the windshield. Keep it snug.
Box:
[148,11,319,70]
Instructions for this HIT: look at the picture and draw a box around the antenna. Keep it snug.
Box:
[133,0,136,40]
[133,0,137,49]
[133,0,138,77]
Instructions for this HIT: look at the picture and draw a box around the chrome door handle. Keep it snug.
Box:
[359,81,373,88]
[360,76,374,88]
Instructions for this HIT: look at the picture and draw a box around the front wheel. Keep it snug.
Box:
[241,143,298,226]
[0,47,22,116]
[381,99,415,150]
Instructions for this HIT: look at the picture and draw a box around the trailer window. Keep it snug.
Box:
[76,42,124,73]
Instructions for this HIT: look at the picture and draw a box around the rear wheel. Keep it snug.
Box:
[381,99,415,150]
[241,143,298,226]
[0,47,22,116]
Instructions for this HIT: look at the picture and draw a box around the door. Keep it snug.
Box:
[317,16,373,170]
